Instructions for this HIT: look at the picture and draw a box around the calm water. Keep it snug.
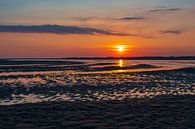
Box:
[0,59,195,105]
[1,59,195,75]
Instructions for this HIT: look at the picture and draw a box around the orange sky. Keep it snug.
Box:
[0,30,194,57]
[0,0,195,57]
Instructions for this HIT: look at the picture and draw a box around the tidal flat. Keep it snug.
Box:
[0,59,195,129]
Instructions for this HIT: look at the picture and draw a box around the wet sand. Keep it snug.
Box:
[0,59,195,128]
[0,95,195,129]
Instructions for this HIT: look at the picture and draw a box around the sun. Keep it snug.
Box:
[111,44,129,57]
[118,46,124,52]
[116,45,127,53]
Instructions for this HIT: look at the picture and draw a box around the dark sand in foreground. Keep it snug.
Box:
[0,95,195,129]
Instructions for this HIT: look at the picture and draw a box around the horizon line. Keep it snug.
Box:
[0,56,195,60]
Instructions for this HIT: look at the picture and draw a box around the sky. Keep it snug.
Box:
[0,0,195,57]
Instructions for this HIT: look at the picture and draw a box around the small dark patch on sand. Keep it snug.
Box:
[0,59,85,72]
[0,95,195,129]
[0,59,85,65]
[88,64,160,71]
[129,64,161,69]
[175,67,195,74]
[89,63,117,66]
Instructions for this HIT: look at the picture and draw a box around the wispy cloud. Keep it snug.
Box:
[115,16,145,21]
[77,17,100,22]
[149,8,182,14]
[161,30,182,35]
[2,24,186,39]
[77,7,184,23]
[0,24,130,36]
[0,24,157,39]
[78,16,145,22]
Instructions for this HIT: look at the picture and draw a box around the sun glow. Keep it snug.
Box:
[115,45,128,53]
[110,44,130,57]
[117,45,125,53]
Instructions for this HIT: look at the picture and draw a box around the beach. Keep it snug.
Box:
[1,95,195,129]
[0,59,195,129]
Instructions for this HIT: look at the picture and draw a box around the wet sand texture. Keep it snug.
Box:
[0,95,195,129]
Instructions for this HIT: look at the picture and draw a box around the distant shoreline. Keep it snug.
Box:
[63,56,195,60]
[1,56,195,60]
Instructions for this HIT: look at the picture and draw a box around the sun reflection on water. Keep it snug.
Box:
[119,59,123,67]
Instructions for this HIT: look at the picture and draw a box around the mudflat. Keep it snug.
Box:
[0,95,195,129]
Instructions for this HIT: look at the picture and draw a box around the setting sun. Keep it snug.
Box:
[115,45,128,53]
[118,46,124,52]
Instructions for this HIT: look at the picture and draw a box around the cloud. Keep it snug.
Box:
[0,24,157,39]
[78,16,145,22]
[0,24,130,36]
[77,17,100,22]
[149,8,182,13]
[161,30,182,35]
[115,16,145,21]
